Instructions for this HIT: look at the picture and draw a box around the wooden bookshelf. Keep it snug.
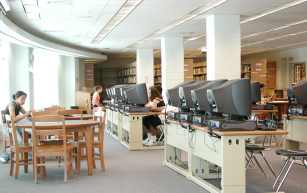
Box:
[118,62,136,84]
[154,63,161,86]
[192,57,206,80]
[251,59,276,89]
[241,64,251,79]
[293,63,306,83]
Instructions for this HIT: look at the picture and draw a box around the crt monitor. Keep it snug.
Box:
[166,80,196,107]
[178,80,209,110]
[191,79,228,112]
[207,79,251,117]
[112,84,127,101]
[293,80,307,106]
[250,82,263,104]
[125,83,148,106]
[120,84,134,103]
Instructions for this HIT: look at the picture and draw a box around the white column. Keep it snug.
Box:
[161,37,184,91]
[206,15,241,80]
[136,48,154,88]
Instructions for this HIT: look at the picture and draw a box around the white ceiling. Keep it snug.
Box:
[5,0,307,55]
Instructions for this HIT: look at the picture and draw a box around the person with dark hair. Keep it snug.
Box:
[4,91,30,121]
[143,86,165,146]
[3,91,31,144]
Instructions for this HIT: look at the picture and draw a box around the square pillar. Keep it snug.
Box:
[161,37,184,92]
[136,48,154,88]
[206,15,241,80]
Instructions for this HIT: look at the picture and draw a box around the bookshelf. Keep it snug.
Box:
[293,63,306,83]
[193,57,206,80]
[154,62,161,86]
[118,62,136,84]
[241,63,251,79]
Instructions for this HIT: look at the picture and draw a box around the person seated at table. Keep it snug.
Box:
[4,91,31,143]
[143,86,165,146]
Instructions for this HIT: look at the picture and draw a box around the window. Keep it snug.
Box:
[33,49,60,109]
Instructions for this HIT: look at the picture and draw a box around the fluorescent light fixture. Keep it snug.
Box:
[242,19,307,40]
[128,0,226,48]
[0,0,10,11]
[185,35,205,42]
[241,0,307,24]
[243,40,307,55]
[242,30,307,48]
[92,0,143,44]
[155,0,227,35]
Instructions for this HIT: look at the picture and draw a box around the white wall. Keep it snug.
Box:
[242,46,307,89]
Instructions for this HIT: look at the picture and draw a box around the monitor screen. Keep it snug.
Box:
[125,83,148,106]
[293,80,307,106]
[191,79,227,112]
[207,79,251,117]
[178,80,209,110]
[166,80,196,107]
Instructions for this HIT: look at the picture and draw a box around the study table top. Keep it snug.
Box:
[288,115,307,121]
[251,109,278,114]
[268,101,289,104]
[167,119,288,137]
[16,119,100,129]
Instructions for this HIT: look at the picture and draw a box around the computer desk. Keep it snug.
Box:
[105,106,165,151]
[283,115,307,151]
[164,119,288,193]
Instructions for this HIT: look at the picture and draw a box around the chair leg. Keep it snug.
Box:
[273,158,290,189]
[14,153,19,179]
[10,152,14,176]
[98,144,106,171]
[24,152,28,173]
[276,160,295,192]
[76,145,81,175]
[34,157,38,184]
[253,155,267,178]
[246,152,254,168]
[260,152,276,177]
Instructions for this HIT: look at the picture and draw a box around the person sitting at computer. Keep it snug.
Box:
[4,91,31,143]
[143,86,165,146]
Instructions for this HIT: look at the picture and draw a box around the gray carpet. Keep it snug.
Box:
[0,135,306,193]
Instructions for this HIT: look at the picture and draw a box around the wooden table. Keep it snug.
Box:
[268,101,289,120]
[16,119,100,176]
[164,120,288,193]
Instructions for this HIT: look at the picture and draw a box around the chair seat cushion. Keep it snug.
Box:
[246,144,266,152]
[276,149,307,157]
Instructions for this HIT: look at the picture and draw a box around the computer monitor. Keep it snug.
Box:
[250,82,262,104]
[120,84,134,104]
[166,80,196,107]
[178,80,209,111]
[125,83,148,106]
[191,79,228,112]
[293,80,307,106]
[112,84,128,101]
[207,79,251,117]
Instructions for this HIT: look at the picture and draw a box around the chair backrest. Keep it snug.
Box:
[57,109,83,116]
[31,114,66,150]
[44,106,65,113]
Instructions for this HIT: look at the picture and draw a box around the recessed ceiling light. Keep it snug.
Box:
[92,0,144,44]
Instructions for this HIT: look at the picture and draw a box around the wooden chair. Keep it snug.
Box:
[76,113,106,174]
[1,110,10,153]
[9,116,32,179]
[44,106,65,113]
[31,114,73,183]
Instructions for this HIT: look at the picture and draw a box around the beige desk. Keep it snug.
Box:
[105,107,164,151]
[164,119,287,193]
[283,115,307,150]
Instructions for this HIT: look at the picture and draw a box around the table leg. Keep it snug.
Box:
[85,126,94,176]
[23,130,29,173]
